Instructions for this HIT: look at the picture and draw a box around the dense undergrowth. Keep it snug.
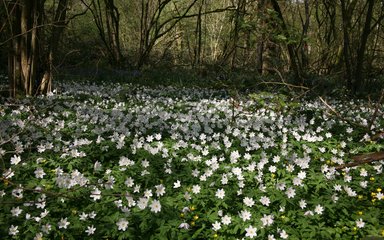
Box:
[0,78,384,239]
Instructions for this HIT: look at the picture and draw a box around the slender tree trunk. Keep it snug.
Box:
[39,0,68,94]
[255,0,267,74]
[8,1,21,97]
[104,0,122,66]
[20,0,32,95]
[270,0,301,81]
[353,0,375,93]
[299,0,310,71]
[340,0,358,90]
[194,0,203,68]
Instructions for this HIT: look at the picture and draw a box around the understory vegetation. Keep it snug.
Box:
[0,79,383,239]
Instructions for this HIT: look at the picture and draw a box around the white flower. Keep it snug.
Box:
[272,155,280,163]
[125,177,134,187]
[334,184,342,191]
[245,225,257,238]
[58,217,70,229]
[285,187,296,198]
[232,167,242,176]
[221,215,232,225]
[150,199,162,213]
[179,222,190,229]
[137,197,149,210]
[94,161,102,171]
[280,229,289,239]
[304,210,314,216]
[360,181,368,188]
[356,218,365,228]
[144,189,153,198]
[243,197,255,207]
[10,155,21,165]
[260,214,274,227]
[79,212,88,221]
[155,184,166,197]
[34,232,43,240]
[268,234,276,240]
[292,177,303,186]
[119,156,133,167]
[12,187,23,199]
[299,199,307,209]
[184,192,192,201]
[85,225,96,235]
[239,210,252,221]
[90,187,101,201]
[40,209,49,218]
[260,196,270,206]
[9,225,19,236]
[11,206,23,217]
[314,204,324,215]
[116,218,129,231]
[3,168,14,179]
[173,180,181,188]
[212,221,221,231]
[34,167,46,179]
[215,188,225,199]
[192,185,201,194]
[41,223,51,234]
[141,159,150,168]
[89,211,97,219]
[230,150,240,163]
[376,192,384,200]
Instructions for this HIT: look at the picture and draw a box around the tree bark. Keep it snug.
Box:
[38,0,68,95]
[340,0,357,90]
[8,0,41,96]
[353,0,375,93]
[270,0,301,81]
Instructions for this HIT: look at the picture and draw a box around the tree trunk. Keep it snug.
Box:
[8,0,41,97]
[353,0,375,93]
[104,0,123,66]
[38,0,68,94]
[270,0,301,81]
[255,0,267,74]
[340,0,359,90]
[194,0,203,68]
[299,0,310,72]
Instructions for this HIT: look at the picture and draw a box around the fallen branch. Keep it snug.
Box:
[318,97,367,130]
[335,151,384,170]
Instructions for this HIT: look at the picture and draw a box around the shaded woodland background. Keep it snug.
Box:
[1,0,384,97]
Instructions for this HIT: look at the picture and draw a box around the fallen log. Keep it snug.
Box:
[335,151,384,170]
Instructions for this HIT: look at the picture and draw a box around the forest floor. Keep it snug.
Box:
[0,76,383,239]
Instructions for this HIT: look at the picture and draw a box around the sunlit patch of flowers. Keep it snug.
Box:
[0,81,383,239]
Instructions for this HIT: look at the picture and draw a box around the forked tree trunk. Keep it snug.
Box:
[270,0,302,81]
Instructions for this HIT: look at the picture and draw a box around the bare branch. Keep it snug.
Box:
[318,97,368,130]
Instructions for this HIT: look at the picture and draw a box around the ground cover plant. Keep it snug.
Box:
[0,81,383,240]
